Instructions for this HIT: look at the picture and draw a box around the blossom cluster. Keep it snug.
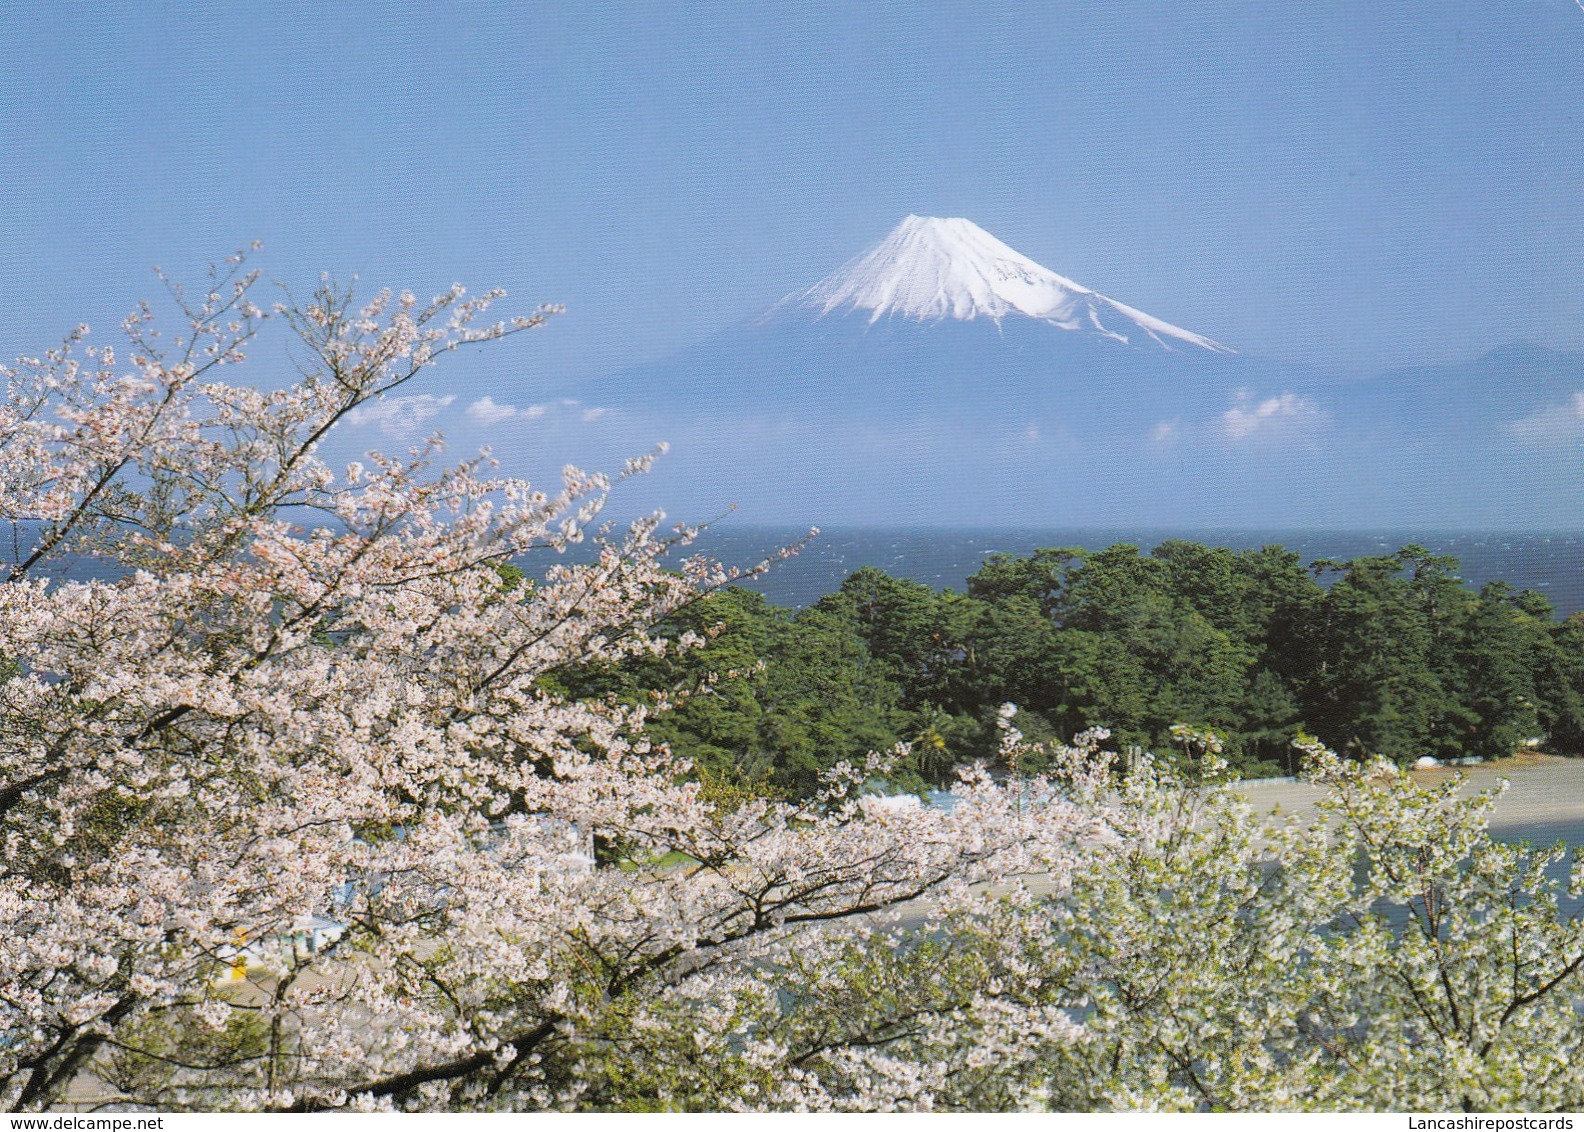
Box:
[0,258,1102,1112]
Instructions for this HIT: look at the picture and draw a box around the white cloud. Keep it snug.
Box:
[465,395,517,426]
[1507,392,1584,443]
[1221,391,1326,441]
[346,394,455,438]
[1149,419,1180,446]
[459,398,607,427]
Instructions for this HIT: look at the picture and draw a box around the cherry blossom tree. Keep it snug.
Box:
[1026,734,1584,1111]
[0,255,1096,1111]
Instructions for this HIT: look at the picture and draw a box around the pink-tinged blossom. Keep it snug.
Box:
[0,255,1099,1113]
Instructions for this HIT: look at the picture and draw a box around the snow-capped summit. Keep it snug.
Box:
[778,215,1232,354]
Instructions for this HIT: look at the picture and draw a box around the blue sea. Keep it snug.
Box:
[10,523,1584,618]
[672,527,1584,616]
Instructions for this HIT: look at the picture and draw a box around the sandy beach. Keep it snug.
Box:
[1236,753,1584,848]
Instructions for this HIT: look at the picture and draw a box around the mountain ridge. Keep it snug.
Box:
[539,218,1584,527]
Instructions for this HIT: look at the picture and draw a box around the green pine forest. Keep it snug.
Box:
[556,541,1584,798]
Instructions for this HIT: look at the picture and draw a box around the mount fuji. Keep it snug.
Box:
[555,217,1584,527]
[776,214,1231,352]
[592,215,1288,436]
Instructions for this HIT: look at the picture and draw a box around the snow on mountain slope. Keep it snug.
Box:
[776,215,1232,354]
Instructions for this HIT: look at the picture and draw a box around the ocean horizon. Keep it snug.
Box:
[10,522,1584,618]
[672,525,1584,616]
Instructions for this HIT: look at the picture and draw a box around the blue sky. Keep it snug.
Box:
[2,2,1582,380]
[3,3,1584,529]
